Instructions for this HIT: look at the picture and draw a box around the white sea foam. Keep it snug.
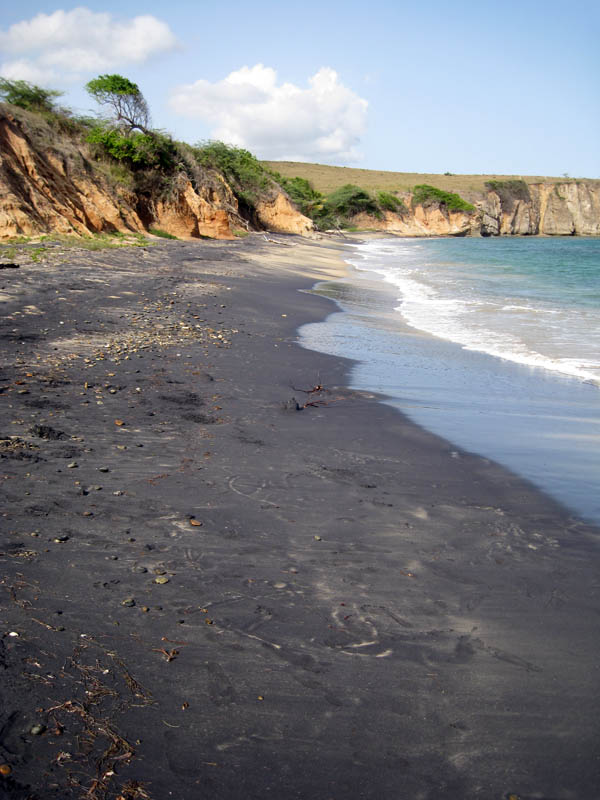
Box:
[347,239,600,385]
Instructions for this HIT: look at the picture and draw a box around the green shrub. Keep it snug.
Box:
[193,141,272,207]
[377,191,407,214]
[86,126,178,171]
[411,184,475,212]
[149,228,178,239]
[325,184,380,218]
[0,78,62,113]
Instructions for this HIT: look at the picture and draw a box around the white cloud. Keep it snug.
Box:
[170,64,368,164]
[0,7,178,83]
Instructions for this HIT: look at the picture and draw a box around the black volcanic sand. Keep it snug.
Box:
[0,235,599,800]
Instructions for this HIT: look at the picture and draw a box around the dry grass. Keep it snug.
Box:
[263,161,599,199]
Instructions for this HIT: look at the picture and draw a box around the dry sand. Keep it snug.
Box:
[0,234,599,799]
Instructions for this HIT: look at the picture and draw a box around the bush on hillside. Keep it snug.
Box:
[325,184,381,218]
[0,78,62,113]
[86,126,178,172]
[377,190,408,214]
[411,184,475,212]
[193,142,273,208]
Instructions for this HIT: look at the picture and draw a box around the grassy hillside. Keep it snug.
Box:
[262,161,598,200]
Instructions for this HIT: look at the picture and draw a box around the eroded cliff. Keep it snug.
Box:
[349,181,600,237]
[0,106,313,241]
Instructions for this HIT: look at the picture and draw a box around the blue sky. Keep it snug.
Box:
[1,1,598,176]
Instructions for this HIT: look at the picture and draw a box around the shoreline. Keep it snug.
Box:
[300,244,600,526]
[1,234,599,799]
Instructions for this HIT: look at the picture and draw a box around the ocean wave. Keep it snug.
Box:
[348,241,600,386]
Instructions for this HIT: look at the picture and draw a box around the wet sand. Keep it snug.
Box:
[1,234,599,800]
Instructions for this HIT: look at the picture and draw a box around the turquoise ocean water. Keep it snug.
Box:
[300,237,600,525]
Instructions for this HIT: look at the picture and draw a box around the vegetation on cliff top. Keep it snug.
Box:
[85,74,151,134]
[261,160,591,197]
[411,184,475,213]
[0,78,63,114]
[268,171,409,229]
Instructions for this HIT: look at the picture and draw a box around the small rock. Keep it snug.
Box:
[98,467,109,473]
[53,535,69,543]
[273,582,287,589]
[154,575,169,585]
[132,565,147,573]
[83,511,93,517]
[121,597,135,607]
[30,724,46,736]
[314,535,322,541]
[67,462,78,468]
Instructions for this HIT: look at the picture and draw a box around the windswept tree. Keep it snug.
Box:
[85,74,150,133]
[0,78,63,113]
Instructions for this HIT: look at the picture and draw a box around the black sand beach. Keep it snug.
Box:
[1,235,599,800]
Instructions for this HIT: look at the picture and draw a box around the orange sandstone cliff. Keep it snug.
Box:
[0,106,313,241]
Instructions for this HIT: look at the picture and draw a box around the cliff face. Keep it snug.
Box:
[351,207,475,236]
[0,108,313,241]
[349,182,600,238]
[0,112,145,239]
[479,182,600,236]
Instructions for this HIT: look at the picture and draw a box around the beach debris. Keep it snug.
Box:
[189,518,202,527]
[30,724,46,736]
[114,419,125,426]
[0,764,12,776]
[30,424,67,440]
[314,535,322,541]
[152,647,178,662]
[116,779,152,799]
[283,394,330,412]
[292,382,326,395]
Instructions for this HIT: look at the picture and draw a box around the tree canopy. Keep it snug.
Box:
[85,74,150,133]
[0,78,63,113]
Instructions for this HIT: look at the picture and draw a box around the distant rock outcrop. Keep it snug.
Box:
[479,180,600,236]
[349,181,600,237]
